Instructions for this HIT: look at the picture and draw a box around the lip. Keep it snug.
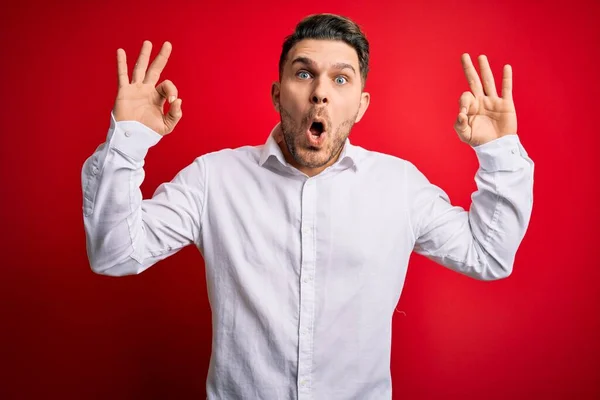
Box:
[305,128,327,147]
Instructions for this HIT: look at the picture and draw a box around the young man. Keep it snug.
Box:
[82,13,534,400]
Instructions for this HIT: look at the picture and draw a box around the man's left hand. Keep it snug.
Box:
[454,54,518,147]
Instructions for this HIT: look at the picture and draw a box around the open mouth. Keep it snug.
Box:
[305,117,327,147]
[309,121,325,137]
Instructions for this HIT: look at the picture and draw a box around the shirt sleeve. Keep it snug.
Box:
[81,112,205,276]
[407,134,534,281]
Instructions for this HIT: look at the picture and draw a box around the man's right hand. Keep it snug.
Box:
[113,40,182,136]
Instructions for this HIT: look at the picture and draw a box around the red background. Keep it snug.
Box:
[1,0,599,398]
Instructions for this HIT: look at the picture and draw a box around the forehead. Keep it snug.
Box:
[285,39,359,70]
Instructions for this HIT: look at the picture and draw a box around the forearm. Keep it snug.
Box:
[82,113,162,276]
[469,134,534,278]
[413,134,534,280]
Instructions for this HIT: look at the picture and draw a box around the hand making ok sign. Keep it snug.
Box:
[454,54,518,147]
[113,40,182,136]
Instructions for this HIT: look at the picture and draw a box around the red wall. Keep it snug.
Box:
[1,0,599,398]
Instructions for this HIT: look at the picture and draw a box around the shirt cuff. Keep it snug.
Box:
[473,134,528,172]
[108,111,163,161]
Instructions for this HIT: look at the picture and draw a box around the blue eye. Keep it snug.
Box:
[298,71,311,79]
[335,76,347,85]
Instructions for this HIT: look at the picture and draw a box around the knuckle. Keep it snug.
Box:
[146,71,158,81]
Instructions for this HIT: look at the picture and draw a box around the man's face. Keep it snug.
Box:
[272,39,370,174]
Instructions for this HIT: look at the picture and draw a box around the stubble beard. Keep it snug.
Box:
[279,106,357,169]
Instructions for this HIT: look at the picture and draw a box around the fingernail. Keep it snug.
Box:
[461,107,467,114]
[169,96,176,103]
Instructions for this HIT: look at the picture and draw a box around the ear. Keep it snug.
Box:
[354,91,370,123]
[271,81,281,113]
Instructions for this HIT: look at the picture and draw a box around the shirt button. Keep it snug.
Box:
[511,148,516,154]
[124,131,131,137]
[300,379,307,386]
[92,166,98,175]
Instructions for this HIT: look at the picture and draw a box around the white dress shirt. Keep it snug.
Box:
[82,112,534,399]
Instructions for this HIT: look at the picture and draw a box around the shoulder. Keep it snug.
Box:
[197,142,262,164]
[189,142,267,180]
[350,143,416,174]
[349,143,434,194]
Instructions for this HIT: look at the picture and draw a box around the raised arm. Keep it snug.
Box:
[409,54,534,280]
[408,135,533,280]
[81,41,204,276]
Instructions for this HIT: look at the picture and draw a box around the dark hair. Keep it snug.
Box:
[278,13,370,88]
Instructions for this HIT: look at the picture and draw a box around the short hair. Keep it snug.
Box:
[278,13,370,88]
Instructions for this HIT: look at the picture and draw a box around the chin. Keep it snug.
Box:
[295,147,331,169]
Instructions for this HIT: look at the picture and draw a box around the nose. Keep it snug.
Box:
[310,79,329,105]
[311,94,328,104]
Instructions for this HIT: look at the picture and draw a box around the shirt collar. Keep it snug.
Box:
[258,122,360,173]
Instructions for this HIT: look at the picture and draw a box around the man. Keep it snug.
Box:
[81,13,534,400]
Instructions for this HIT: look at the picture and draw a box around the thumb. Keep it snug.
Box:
[164,98,183,133]
[454,109,471,143]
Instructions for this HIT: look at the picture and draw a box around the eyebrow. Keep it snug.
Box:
[291,56,356,75]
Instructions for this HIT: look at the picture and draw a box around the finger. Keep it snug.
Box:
[458,91,476,115]
[116,48,128,88]
[454,111,469,132]
[131,40,152,84]
[454,110,472,143]
[164,98,183,133]
[502,64,513,101]
[461,53,484,97]
[144,41,172,86]
[478,55,498,97]
[155,79,178,105]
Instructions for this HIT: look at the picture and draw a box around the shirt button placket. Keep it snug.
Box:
[297,178,317,399]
